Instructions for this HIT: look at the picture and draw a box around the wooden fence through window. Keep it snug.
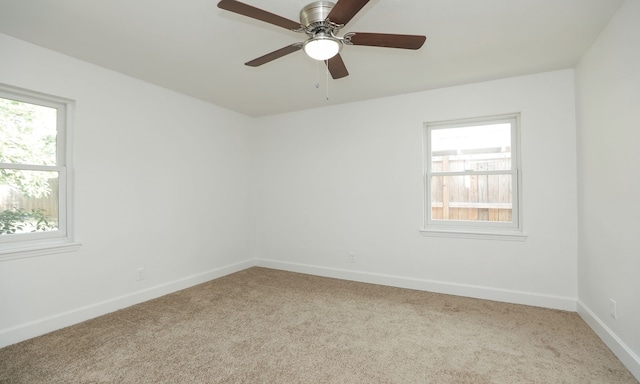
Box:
[431,156,512,222]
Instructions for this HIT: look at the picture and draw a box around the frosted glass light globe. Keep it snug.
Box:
[303,35,341,61]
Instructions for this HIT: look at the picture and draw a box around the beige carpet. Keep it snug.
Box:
[0,267,637,383]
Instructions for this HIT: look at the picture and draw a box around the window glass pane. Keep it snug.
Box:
[0,97,57,166]
[0,170,59,235]
[431,124,511,171]
[430,174,512,223]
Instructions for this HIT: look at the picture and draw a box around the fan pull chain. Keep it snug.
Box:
[325,59,330,101]
[313,60,329,101]
[315,59,321,89]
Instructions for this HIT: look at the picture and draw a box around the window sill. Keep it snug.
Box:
[0,240,81,261]
[419,228,527,241]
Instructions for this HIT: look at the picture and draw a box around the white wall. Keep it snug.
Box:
[575,0,640,377]
[0,34,254,347]
[253,69,579,310]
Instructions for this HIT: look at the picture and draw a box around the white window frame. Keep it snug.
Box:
[420,113,526,241]
[0,84,80,260]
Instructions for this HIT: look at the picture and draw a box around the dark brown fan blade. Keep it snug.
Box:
[326,0,369,26]
[218,0,301,31]
[325,54,349,79]
[347,33,426,49]
[245,43,302,67]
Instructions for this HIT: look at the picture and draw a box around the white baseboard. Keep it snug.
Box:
[577,301,640,381]
[256,259,577,311]
[0,259,255,348]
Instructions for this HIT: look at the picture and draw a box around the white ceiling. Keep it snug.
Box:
[0,0,624,117]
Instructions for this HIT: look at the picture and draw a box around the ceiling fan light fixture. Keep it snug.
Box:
[303,33,341,61]
[217,0,427,79]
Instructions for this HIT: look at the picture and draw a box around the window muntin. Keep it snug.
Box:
[424,114,521,233]
[0,86,70,244]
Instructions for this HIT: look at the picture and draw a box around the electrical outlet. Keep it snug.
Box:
[609,298,617,319]
[136,267,145,281]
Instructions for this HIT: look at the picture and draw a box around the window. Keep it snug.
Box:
[421,114,525,240]
[0,84,78,258]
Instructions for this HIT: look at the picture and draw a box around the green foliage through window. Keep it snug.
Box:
[0,207,57,235]
[1,93,60,238]
[0,97,57,198]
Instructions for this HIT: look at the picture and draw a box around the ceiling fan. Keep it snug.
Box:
[217,0,426,79]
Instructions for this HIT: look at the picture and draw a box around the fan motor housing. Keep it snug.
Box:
[300,1,335,27]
